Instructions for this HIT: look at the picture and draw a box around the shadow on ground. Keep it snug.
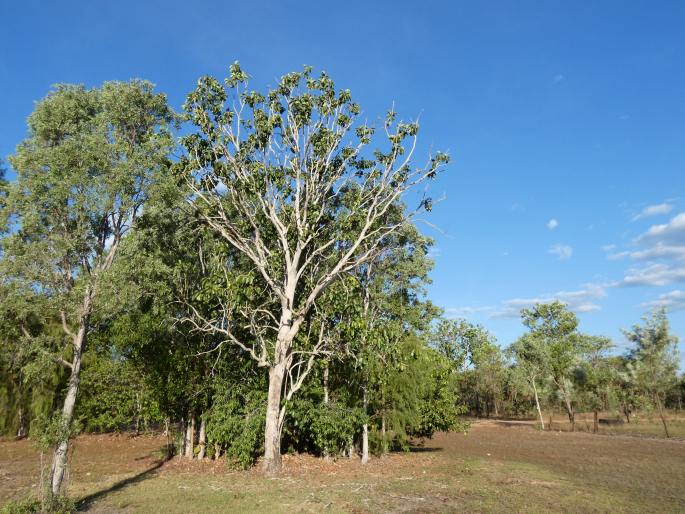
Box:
[76,445,173,512]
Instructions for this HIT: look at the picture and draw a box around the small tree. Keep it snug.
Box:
[519,302,587,431]
[624,309,679,437]
[576,336,613,432]
[179,63,447,472]
[1,82,173,496]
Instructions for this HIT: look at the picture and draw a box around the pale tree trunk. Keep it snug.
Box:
[213,442,221,460]
[531,379,545,431]
[561,391,575,431]
[323,364,330,460]
[16,406,28,439]
[49,290,92,497]
[361,388,369,465]
[380,415,387,454]
[197,416,206,460]
[654,392,670,438]
[263,361,286,473]
[184,413,195,459]
[348,437,354,459]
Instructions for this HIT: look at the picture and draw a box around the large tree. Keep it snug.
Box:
[1,82,173,496]
[179,63,448,472]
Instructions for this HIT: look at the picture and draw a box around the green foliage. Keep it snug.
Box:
[76,355,162,433]
[285,396,365,457]
[206,382,267,469]
[0,495,75,514]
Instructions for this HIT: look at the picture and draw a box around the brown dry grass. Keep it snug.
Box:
[2,421,685,513]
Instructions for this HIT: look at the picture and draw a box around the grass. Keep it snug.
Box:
[2,418,685,513]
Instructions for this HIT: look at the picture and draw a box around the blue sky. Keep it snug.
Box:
[2,0,684,364]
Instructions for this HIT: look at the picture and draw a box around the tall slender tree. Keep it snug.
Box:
[1,82,173,496]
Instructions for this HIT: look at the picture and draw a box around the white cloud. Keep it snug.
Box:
[601,244,617,252]
[547,218,559,230]
[639,212,685,244]
[632,203,673,221]
[489,284,607,319]
[643,290,685,312]
[549,244,573,260]
[619,263,685,287]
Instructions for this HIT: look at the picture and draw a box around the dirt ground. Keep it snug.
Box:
[2,421,684,513]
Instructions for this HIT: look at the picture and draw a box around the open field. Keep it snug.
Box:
[2,421,685,513]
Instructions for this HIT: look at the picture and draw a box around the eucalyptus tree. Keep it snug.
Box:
[576,336,614,432]
[519,302,589,430]
[509,335,548,429]
[179,63,448,472]
[623,309,679,437]
[1,81,174,496]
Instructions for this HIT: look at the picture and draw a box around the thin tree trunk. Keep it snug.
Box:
[593,410,598,433]
[348,437,354,459]
[655,393,670,438]
[361,388,369,465]
[197,416,206,460]
[214,442,221,460]
[323,364,330,460]
[184,413,195,459]
[263,362,286,473]
[16,406,28,439]
[380,415,387,454]
[531,379,545,430]
[49,291,91,497]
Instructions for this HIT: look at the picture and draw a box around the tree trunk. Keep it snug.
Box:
[197,416,206,460]
[380,415,387,454]
[184,413,195,459]
[323,364,330,460]
[361,388,369,465]
[49,295,91,497]
[622,403,631,424]
[654,393,670,438]
[348,437,354,459]
[263,362,286,473]
[593,410,598,433]
[16,406,28,439]
[531,380,545,430]
[214,442,221,460]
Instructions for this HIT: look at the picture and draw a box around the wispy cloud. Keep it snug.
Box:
[549,244,573,260]
[638,212,685,244]
[490,284,607,319]
[643,290,685,312]
[547,218,559,230]
[632,203,673,221]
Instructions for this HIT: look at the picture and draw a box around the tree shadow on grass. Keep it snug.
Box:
[76,445,173,512]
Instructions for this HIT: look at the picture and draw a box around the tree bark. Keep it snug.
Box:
[531,379,545,430]
[197,416,206,460]
[380,415,387,454]
[184,413,195,458]
[361,388,369,465]
[263,362,286,473]
[655,392,670,438]
[16,406,28,439]
[49,290,92,497]
[323,364,330,460]
[593,410,599,433]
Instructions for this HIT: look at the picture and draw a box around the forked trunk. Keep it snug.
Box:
[197,416,206,460]
[263,363,286,473]
[654,393,670,438]
[49,323,86,496]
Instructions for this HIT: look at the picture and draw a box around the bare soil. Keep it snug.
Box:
[2,421,684,513]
